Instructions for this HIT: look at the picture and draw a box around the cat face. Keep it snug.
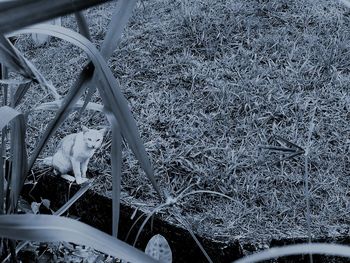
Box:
[82,127,106,149]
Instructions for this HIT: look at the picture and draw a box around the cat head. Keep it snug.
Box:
[82,126,106,149]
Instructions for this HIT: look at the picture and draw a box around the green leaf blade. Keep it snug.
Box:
[0,214,158,263]
[105,110,122,238]
[0,106,28,212]
[0,106,21,130]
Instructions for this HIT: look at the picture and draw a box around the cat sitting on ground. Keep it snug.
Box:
[43,126,106,184]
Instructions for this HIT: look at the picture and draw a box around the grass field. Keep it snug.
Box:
[15,0,350,249]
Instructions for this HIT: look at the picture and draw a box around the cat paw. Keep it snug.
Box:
[61,174,76,182]
[76,178,89,185]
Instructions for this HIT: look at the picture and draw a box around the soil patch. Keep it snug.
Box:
[22,173,242,263]
[21,173,350,263]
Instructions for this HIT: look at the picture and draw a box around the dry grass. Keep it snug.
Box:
[15,0,350,248]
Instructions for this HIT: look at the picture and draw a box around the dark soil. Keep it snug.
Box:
[21,172,350,263]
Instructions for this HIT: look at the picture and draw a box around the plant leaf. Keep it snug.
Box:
[100,0,137,59]
[0,79,31,85]
[133,204,168,246]
[27,64,93,170]
[0,214,158,263]
[179,190,236,203]
[5,180,94,262]
[13,81,32,107]
[78,0,137,119]
[41,199,50,209]
[30,202,40,214]
[77,82,97,117]
[0,135,4,215]
[233,243,350,263]
[145,234,172,263]
[8,111,27,213]
[0,35,60,100]
[176,216,213,263]
[0,35,34,79]
[74,12,91,40]
[0,106,21,130]
[10,24,162,198]
[105,110,122,238]
[34,99,104,112]
[0,106,27,212]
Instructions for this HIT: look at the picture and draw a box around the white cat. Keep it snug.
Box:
[43,126,106,184]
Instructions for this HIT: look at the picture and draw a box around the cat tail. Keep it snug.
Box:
[42,156,53,166]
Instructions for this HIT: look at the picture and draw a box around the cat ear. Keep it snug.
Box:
[82,125,89,133]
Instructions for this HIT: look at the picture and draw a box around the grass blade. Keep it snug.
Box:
[0,79,31,85]
[179,190,236,202]
[13,81,32,107]
[304,108,316,263]
[97,79,162,198]
[67,11,91,117]
[125,213,146,242]
[270,134,304,152]
[267,151,304,167]
[0,133,4,215]
[233,243,350,263]
[176,216,213,263]
[78,0,137,117]
[0,36,60,100]
[0,35,34,79]
[77,82,97,117]
[34,99,104,112]
[0,106,21,130]
[1,64,8,106]
[0,214,158,263]
[0,65,9,216]
[74,12,91,40]
[55,179,94,216]
[0,106,27,212]
[105,110,122,238]
[133,204,168,246]
[258,146,297,153]
[100,0,137,59]
[8,113,27,213]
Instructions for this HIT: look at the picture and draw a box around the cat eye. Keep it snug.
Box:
[97,139,100,141]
